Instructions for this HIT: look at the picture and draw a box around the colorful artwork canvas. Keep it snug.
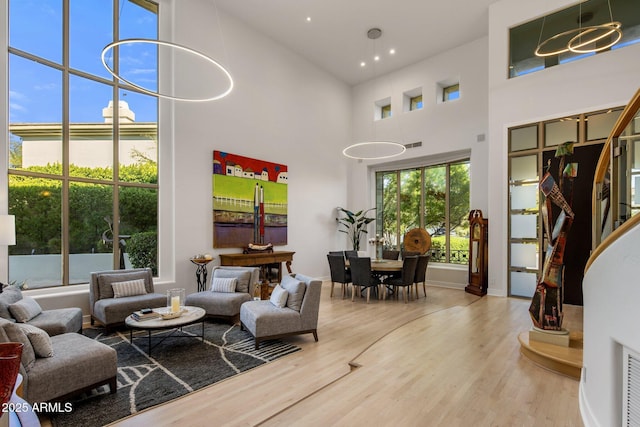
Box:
[213,151,288,248]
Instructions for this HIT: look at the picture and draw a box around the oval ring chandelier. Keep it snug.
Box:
[101,38,234,102]
[342,141,406,160]
[567,21,622,53]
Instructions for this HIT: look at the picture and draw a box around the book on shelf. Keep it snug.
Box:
[131,310,160,321]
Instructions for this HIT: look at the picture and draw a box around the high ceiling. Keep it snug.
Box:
[215,0,497,86]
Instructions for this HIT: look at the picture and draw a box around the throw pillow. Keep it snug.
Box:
[2,322,36,371]
[211,277,237,293]
[0,286,23,320]
[212,269,251,293]
[17,324,53,358]
[269,284,289,308]
[280,275,306,312]
[111,279,147,298]
[97,270,152,299]
[9,296,43,323]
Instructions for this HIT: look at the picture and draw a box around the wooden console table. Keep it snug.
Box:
[219,251,295,283]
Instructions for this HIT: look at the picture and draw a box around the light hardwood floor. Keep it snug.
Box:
[109,283,583,427]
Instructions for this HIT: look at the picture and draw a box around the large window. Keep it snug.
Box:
[376,159,470,264]
[8,0,159,288]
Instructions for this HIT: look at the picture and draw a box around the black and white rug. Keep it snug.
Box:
[51,322,300,427]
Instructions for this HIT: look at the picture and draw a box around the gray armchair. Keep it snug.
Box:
[0,286,82,336]
[0,317,117,403]
[89,268,166,331]
[185,266,260,323]
[240,273,321,349]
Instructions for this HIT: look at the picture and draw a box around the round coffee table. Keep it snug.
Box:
[125,306,206,355]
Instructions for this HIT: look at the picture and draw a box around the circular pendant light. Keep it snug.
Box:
[342,141,406,160]
[101,39,234,102]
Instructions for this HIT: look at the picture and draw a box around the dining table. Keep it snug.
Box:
[346,259,403,299]
[369,259,403,272]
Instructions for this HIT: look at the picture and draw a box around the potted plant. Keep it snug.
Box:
[336,207,376,251]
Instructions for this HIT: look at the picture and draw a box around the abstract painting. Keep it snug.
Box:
[213,151,288,248]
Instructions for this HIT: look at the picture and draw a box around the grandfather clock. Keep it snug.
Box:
[465,209,488,296]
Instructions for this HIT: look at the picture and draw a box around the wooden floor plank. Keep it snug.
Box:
[107,284,583,427]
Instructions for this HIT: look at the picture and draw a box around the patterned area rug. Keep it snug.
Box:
[51,322,300,427]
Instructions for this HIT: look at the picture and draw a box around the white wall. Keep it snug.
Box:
[167,0,352,294]
[581,222,640,427]
[487,0,640,296]
[348,37,489,288]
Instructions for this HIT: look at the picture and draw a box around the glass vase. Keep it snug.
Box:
[0,342,24,407]
[167,288,185,313]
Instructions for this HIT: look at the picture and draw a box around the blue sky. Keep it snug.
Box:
[9,0,158,124]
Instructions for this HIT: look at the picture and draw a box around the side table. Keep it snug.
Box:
[190,258,212,292]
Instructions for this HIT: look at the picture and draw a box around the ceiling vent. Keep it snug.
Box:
[404,142,422,149]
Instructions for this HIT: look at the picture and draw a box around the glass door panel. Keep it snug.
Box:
[510,155,538,181]
[510,215,537,239]
[545,117,578,147]
[510,125,537,152]
[510,271,537,298]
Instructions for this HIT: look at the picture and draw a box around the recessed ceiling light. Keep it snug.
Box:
[389,48,395,55]
[306,16,311,22]
[374,55,380,61]
[360,61,366,67]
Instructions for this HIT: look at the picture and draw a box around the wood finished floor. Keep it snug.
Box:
[108,284,584,427]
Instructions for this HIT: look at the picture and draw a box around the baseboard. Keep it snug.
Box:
[579,374,600,427]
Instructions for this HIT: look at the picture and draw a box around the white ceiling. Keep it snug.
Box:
[215,0,497,86]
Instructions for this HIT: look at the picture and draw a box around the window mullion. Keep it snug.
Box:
[112,0,121,270]
[445,163,451,263]
[395,170,401,250]
[61,0,71,286]
[420,168,425,229]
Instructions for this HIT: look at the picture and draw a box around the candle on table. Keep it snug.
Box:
[171,296,180,313]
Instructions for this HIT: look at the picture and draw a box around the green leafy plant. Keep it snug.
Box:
[336,207,376,251]
[127,231,158,275]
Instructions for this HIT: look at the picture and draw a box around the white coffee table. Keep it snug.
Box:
[125,306,206,355]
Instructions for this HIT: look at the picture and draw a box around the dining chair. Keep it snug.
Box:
[413,254,430,298]
[327,254,351,298]
[382,250,400,260]
[383,256,418,303]
[401,250,420,259]
[349,257,380,303]
[344,250,358,260]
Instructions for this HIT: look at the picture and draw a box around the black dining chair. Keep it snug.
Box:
[344,250,358,260]
[384,256,418,303]
[401,250,420,259]
[349,257,380,303]
[413,254,430,298]
[327,254,351,298]
[382,250,400,260]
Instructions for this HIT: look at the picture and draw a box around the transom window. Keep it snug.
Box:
[381,104,392,119]
[410,95,423,111]
[443,84,460,102]
[7,0,160,288]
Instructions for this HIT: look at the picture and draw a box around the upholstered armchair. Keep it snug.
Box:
[240,273,321,349]
[0,317,117,403]
[185,266,260,323]
[0,286,82,336]
[89,268,166,331]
